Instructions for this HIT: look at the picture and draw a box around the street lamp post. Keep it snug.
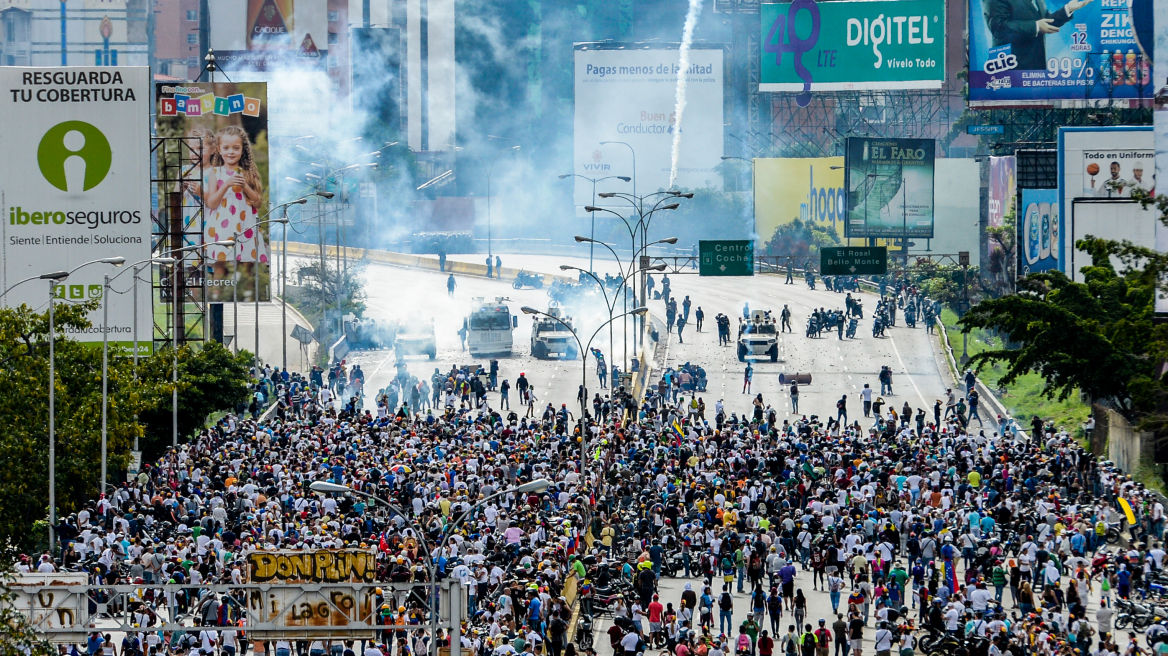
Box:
[560,253,669,375]
[592,191,692,341]
[29,256,126,552]
[167,240,234,448]
[100,256,175,494]
[557,174,630,273]
[520,307,647,472]
[599,141,637,201]
[579,205,683,365]
[310,478,551,656]
[246,204,301,376]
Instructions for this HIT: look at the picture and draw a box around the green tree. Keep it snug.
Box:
[762,219,841,260]
[290,258,368,334]
[957,238,1164,426]
[134,341,252,460]
[0,302,251,552]
[906,260,981,311]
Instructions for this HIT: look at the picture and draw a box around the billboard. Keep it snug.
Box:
[753,157,847,245]
[1070,199,1156,282]
[988,156,1017,229]
[1154,0,1167,313]
[843,137,936,239]
[156,82,271,303]
[208,0,328,71]
[760,0,946,101]
[0,67,152,353]
[1059,127,1153,271]
[1019,188,1061,275]
[573,46,723,209]
[968,0,1153,106]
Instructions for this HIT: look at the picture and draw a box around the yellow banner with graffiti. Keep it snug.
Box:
[246,549,378,584]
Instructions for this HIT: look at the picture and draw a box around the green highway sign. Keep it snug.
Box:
[821,246,888,275]
[699,240,754,277]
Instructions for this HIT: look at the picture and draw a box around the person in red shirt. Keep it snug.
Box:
[759,631,775,656]
[813,619,832,656]
[648,594,665,648]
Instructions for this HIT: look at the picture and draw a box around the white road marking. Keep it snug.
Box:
[889,336,928,407]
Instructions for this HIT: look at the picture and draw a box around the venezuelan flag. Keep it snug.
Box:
[671,421,685,445]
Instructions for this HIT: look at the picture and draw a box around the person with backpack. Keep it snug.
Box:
[768,587,784,635]
[780,625,799,656]
[719,584,736,635]
[799,624,818,656]
[752,586,768,625]
[700,585,715,630]
[737,626,754,656]
[813,619,833,656]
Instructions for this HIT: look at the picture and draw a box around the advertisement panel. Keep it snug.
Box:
[1018,188,1060,274]
[759,0,946,100]
[1157,0,1168,313]
[156,82,271,303]
[753,157,846,247]
[1070,199,1156,282]
[988,156,1017,229]
[208,0,327,71]
[0,67,151,353]
[843,137,936,239]
[968,0,1153,105]
[573,46,723,209]
[1059,127,1153,271]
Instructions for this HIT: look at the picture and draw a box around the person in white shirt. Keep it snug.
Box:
[198,629,217,656]
[873,622,895,656]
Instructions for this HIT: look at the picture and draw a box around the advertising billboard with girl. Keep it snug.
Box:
[156,82,270,302]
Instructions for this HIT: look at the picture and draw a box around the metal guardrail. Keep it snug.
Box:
[8,580,460,641]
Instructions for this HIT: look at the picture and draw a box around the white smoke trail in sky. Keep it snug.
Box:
[668,0,704,189]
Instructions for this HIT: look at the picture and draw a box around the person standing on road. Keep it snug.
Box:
[878,366,893,395]
[683,296,692,321]
[836,395,848,424]
[790,382,800,414]
[485,256,493,278]
[860,384,873,417]
[781,306,792,333]
[744,363,754,394]
[968,389,983,426]
[696,307,705,332]
[447,274,456,297]
[499,378,510,409]
[786,258,794,284]
[677,316,687,344]
[832,615,849,656]
[495,256,502,276]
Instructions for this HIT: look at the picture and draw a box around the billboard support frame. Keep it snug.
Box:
[151,136,207,349]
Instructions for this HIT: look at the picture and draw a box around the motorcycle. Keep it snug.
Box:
[576,613,594,648]
[846,318,858,339]
[513,270,545,289]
